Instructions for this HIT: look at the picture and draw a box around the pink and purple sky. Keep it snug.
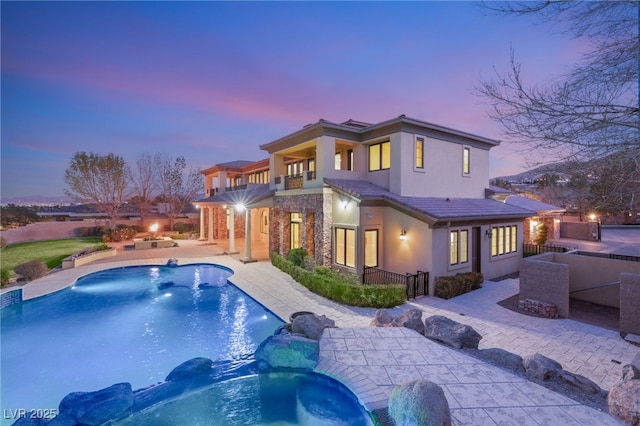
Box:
[1,1,582,200]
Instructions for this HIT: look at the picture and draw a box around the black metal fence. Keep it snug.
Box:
[572,251,640,263]
[362,266,429,299]
[522,244,570,258]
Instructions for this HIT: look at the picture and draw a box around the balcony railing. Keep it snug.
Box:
[207,188,219,196]
[225,184,248,192]
[284,174,304,190]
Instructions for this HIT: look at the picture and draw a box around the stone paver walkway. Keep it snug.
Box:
[5,239,634,425]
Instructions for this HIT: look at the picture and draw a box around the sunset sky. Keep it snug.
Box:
[1,1,583,200]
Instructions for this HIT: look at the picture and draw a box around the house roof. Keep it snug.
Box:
[324,178,535,225]
[259,115,500,154]
[194,184,274,207]
[504,195,566,214]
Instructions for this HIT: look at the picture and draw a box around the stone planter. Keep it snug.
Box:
[133,237,174,250]
[62,249,116,269]
[289,311,315,323]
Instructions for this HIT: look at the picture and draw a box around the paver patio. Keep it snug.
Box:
[7,238,635,425]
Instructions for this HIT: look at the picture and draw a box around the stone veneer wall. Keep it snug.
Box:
[270,193,332,266]
[620,273,640,336]
[211,207,245,239]
[1,288,22,309]
[520,254,570,318]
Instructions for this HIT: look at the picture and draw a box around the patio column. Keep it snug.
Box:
[226,207,239,254]
[241,208,256,263]
[207,206,215,244]
[199,206,205,240]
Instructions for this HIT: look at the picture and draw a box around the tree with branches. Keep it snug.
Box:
[478,1,639,217]
[130,152,160,227]
[64,152,131,227]
[157,155,203,231]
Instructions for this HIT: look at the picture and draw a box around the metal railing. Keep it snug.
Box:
[362,266,429,299]
[522,244,571,258]
[284,174,304,190]
[572,251,640,263]
[225,184,247,192]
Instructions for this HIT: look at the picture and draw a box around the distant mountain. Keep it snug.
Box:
[0,195,76,206]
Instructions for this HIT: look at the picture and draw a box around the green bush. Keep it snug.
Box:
[435,272,484,300]
[14,260,48,281]
[270,252,405,308]
[535,222,549,245]
[1,268,12,287]
[287,248,308,267]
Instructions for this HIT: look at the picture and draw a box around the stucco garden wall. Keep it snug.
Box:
[620,273,640,336]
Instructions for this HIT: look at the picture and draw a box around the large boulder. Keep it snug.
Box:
[255,334,319,370]
[608,379,640,425]
[623,364,640,381]
[424,315,482,349]
[552,370,605,395]
[392,309,425,335]
[370,309,394,327]
[474,348,526,374]
[388,380,451,426]
[165,357,213,382]
[58,382,133,426]
[523,353,562,381]
[291,313,335,340]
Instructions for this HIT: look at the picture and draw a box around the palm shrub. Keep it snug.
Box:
[1,268,12,288]
[535,222,549,245]
[270,252,405,308]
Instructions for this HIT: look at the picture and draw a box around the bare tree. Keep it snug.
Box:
[478,1,639,164]
[130,153,160,228]
[64,152,130,227]
[157,155,203,231]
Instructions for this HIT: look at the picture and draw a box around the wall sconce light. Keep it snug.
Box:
[340,199,350,209]
[485,230,493,238]
[400,229,407,241]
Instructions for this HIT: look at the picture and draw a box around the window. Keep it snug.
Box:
[491,225,518,257]
[308,159,315,172]
[335,227,356,268]
[415,137,424,169]
[347,149,353,171]
[369,141,390,171]
[335,153,341,170]
[364,229,378,267]
[450,229,469,265]
[260,210,268,234]
[463,146,471,175]
[290,213,302,249]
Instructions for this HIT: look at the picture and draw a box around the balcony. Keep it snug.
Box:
[276,171,319,191]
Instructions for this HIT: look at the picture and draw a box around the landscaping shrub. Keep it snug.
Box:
[270,252,405,308]
[1,268,12,288]
[14,260,48,281]
[287,248,308,267]
[535,222,549,245]
[435,272,484,299]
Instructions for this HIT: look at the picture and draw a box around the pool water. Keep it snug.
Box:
[114,371,374,426]
[1,264,283,421]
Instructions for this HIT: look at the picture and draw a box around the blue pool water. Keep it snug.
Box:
[1,264,282,422]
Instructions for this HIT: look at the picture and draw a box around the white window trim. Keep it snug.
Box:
[462,145,472,177]
[414,136,426,173]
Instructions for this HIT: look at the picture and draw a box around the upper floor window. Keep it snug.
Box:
[369,141,390,171]
[415,137,424,169]
[335,153,341,170]
[463,146,471,175]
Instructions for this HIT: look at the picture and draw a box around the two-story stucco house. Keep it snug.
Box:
[196,115,534,295]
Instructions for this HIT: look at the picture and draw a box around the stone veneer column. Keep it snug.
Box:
[199,207,205,240]
[620,273,640,336]
[207,207,215,244]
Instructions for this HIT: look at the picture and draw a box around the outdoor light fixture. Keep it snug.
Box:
[341,200,349,209]
[149,223,159,233]
[589,213,596,221]
[399,229,407,240]
[235,203,245,212]
[485,229,493,238]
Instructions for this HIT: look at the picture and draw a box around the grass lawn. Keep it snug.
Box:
[1,237,103,272]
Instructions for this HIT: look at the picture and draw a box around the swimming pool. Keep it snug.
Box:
[1,264,282,424]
